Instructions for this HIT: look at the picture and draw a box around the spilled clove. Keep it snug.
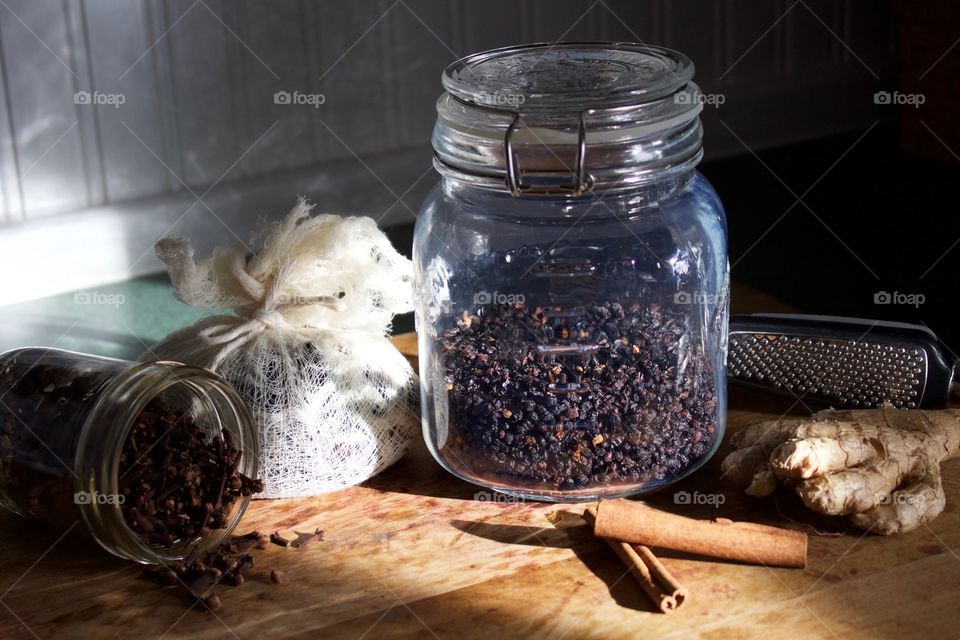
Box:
[141,527,321,611]
[295,528,324,549]
[270,531,292,547]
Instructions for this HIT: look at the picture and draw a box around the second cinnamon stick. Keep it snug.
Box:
[593,499,807,569]
[583,507,679,613]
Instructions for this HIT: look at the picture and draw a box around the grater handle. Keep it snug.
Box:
[727,314,955,409]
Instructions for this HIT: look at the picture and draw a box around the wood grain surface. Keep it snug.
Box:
[1,284,957,640]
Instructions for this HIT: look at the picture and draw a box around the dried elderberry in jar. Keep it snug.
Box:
[413,43,728,500]
[0,348,259,562]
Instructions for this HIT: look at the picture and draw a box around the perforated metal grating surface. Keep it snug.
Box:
[728,333,927,409]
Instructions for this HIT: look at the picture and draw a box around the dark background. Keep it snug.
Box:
[688,0,960,357]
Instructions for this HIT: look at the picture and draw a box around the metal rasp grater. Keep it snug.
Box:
[727,314,959,409]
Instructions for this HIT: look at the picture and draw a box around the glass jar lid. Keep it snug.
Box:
[433,42,705,196]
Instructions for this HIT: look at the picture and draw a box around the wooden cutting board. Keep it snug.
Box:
[1,284,957,640]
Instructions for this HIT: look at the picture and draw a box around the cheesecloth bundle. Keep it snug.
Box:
[148,199,419,497]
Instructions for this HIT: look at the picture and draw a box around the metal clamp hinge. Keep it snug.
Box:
[504,109,595,197]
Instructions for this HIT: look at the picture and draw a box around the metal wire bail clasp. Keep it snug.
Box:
[504,108,595,197]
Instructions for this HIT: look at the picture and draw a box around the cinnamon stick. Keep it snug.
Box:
[583,508,681,613]
[634,544,687,605]
[593,500,807,569]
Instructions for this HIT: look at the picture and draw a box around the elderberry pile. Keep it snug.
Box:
[438,301,718,495]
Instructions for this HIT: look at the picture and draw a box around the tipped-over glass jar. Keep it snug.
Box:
[413,43,729,501]
[0,348,259,563]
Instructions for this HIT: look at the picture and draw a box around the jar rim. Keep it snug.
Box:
[442,41,694,111]
[74,360,258,564]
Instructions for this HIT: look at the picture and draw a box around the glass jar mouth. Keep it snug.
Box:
[433,42,704,196]
[74,361,258,564]
[443,41,695,111]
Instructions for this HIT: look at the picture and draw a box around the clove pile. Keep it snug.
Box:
[120,398,263,547]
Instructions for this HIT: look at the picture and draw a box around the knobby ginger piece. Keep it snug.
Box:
[721,406,960,534]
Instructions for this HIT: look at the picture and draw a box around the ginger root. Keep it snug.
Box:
[721,406,960,534]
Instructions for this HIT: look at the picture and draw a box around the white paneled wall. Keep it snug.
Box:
[0,0,897,300]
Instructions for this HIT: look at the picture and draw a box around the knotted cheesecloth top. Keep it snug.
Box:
[155,197,413,357]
